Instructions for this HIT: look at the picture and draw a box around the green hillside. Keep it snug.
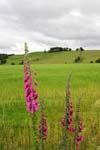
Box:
[6,50,100,64]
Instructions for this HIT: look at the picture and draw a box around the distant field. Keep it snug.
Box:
[0,64,100,149]
[6,50,100,64]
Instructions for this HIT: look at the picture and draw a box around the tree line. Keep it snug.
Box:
[48,47,84,53]
[0,54,14,64]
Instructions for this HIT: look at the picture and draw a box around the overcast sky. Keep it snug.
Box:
[0,0,100,54]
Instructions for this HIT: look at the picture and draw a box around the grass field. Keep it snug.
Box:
[0,64,100,150]
[6,50,100,64]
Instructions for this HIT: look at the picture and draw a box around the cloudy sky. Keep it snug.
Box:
[0,0,100,54]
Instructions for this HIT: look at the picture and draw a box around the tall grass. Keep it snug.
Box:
[0,64,100,149]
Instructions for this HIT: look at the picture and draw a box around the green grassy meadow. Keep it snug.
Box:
[0,64,100,149]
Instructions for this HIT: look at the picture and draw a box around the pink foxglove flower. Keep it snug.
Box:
[75,120,83,149]
[68,126,75,132]
[38,101,48,140]
[38,101,48,141]
[38,115,48,140]
[76,134,83,150]
[23,43,39,114]
[61,100,75,133]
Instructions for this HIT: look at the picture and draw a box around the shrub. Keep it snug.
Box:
[19,60,23,65]
[74,56,81,63]
[11,62,15,65]
[95,58,100,63]
[36,58,39,61]
[90,61,93,63]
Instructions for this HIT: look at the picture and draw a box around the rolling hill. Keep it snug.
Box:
[6,50,100,64]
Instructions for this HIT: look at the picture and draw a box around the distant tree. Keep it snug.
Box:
[49,47,73,52]
[0,54,8,65]
[80,47,84,51]
[49,47,63,53]
[63,48,68,51]
[0,54,8,60]
[76,48,79,51]
[0,59,7,64]
[76,47,85,51]
[68,48,72,51]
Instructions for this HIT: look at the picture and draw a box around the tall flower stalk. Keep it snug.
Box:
[60,74,83,150]
[74,95,83,150]
[23,42,39,149]
[60,74,74,150]
[38,101,48,150]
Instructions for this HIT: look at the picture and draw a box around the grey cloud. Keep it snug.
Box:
[0,0,100,54]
